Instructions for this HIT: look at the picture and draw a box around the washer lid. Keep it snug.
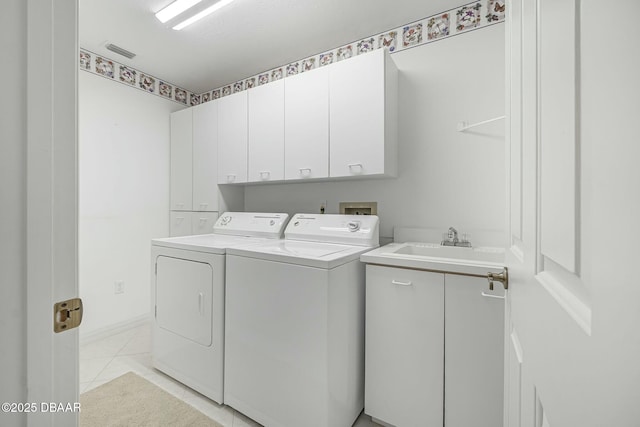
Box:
[285,213,379,247]
[213,212,289,238]
[227,240,375,269]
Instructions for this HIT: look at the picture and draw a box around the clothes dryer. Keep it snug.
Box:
[151,212,289,404]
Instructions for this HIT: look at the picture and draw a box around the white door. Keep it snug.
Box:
[329,49,386,178]
[170,108,193,211]
[193,101,219,211]
[247,79,285,182]
[365,265,444,427]
[169,211,193,237]
[191,211,219,235]
[217,91,248,184]
[504,1,640,426]
[26,0,80,425]
[444,275,504,427]
[284,67,329,180]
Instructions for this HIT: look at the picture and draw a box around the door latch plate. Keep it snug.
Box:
[54,298,83,333]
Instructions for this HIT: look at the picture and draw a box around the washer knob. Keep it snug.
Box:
[348,221,361,232]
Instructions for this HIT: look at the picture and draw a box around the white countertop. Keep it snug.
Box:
[360,242,506,276]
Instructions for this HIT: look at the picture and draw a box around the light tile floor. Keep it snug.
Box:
[80,321,379,427]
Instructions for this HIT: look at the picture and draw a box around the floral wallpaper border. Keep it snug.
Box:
[79,49,195,105]
[79,1,504,106]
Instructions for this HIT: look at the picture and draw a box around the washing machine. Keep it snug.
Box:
[224,213,379,427]
[150,212,289,404]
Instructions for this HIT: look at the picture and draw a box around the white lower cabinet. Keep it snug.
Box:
[444,274,504,427]
[169,211,192,237]
[365,265,444,427]
[190,211,219,235]
[170,211,219,237]
[365,265,505,427]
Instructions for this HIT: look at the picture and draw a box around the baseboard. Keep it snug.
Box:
[80,313,151,345]
[371,416,395,427]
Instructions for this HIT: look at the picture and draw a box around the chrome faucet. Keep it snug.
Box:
[447,227,459,244]
[441,227,472,247]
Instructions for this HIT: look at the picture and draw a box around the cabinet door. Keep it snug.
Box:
[169,211,193,237]
[170,108,193,210]
[191,211,219,235]
[329,49,387,178]
[217,91,248,184]
[365,265,444,427]
[444,274,504,427]
[192,101,218,211]
[248,79,285,182]
[284,67,329,180]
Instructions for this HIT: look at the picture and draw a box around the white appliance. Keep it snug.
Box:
[224,213,379,427]
[150,212,289,404]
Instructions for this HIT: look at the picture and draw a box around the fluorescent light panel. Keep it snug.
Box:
[173,0,235,30]
[155,0,202,23]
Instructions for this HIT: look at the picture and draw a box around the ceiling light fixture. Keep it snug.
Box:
[172,0,235,30]
[155,0,203,23]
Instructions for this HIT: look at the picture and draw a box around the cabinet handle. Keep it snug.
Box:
[259,171,270,180]
[391,279,412,286]
[199,203,207,209]
[226,174,236,183]
[175,217,184,223]
[299,168,311,177]
[199,218,207,223]
[480,292,505,300]
[198,292,204,315]
[348,163,363,174]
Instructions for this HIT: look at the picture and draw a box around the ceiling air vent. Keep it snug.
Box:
[105,43,136,59]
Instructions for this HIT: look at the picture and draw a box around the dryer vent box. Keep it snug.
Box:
[339,202,377,216]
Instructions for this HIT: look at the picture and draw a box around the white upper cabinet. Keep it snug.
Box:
[217,91,248,184]
[284,67,330,180]
[192,101,218,211]
[247,79,285,182]
[329,49,397,178]
[170,108,193,211]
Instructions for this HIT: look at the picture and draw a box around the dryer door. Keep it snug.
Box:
[156,256,213,346]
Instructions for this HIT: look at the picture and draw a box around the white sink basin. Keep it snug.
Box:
[360,242,505,275]
[389,243,504,263]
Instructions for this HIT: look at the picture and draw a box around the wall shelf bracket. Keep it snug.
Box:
[457,115,505,132]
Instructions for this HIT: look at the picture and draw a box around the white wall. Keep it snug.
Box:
[78,23,504,337]
[79,72,184,336]
[245,24,505,245]
[0,0,27,416]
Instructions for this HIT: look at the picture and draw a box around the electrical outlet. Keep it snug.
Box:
[320,200,327,214]
[114,280,124,294]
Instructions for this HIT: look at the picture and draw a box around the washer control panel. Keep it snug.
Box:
[285,214,379,247]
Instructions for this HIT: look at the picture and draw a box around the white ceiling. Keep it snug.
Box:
[80,0,460,94]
